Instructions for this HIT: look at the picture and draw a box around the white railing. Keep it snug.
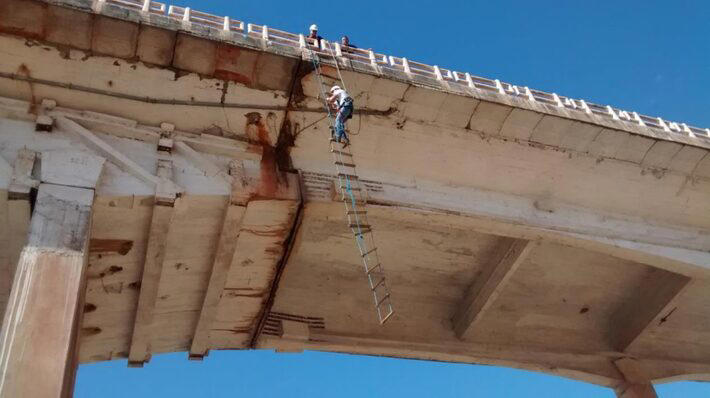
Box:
[166,5,244,32]
[98,0,165,14]
[96,0,709,140]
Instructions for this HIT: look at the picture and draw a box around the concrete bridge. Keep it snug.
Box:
[0,0,709,396]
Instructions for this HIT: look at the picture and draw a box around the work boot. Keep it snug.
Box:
[341,138,350,148]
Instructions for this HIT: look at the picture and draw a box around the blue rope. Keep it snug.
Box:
[345,177,363,238]
[312,52,365,242]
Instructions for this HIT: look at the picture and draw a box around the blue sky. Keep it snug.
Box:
[76,1,710,397]
[76,350,709,397]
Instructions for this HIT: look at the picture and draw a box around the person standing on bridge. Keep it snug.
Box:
[341,35,357,51]
[307,24,323,48]
[328,85,353,148]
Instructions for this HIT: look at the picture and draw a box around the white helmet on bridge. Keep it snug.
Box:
[330,85,341,93]
[310,24,318,31]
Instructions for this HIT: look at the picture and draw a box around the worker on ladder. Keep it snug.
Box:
[328,85,353,148]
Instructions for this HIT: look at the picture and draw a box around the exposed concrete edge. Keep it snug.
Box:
[260,333,624,388]
[39,0,710,151]
[248,171,305,348]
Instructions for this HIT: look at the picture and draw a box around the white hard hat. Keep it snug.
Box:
[310,24,318,31]
[330,85,341,92]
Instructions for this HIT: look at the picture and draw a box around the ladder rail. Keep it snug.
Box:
[309,50,394,324]
[331,144,385,287]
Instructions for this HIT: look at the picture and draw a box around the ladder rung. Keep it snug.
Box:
[313,52,395,327]
[371,277,385,291]
[342,196,367,204]
[380,310,394,324]
[362,247,377,257]
[341,192,366,199]
[366,263,381,274]
[376,293,391,307]
[331,149,353,156]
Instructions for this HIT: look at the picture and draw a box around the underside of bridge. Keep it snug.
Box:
[1,0,710,397]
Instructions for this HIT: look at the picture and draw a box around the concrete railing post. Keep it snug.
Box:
[223,16,230,31]
[465,73,477,90]
[681,123,694,137]
[262,25,269,43]
[524,87,535,102]
[182,7,191,28]
[607,105,620,120]
[667,122,680,132]
[579,99,592,114]
[402,58,411,75]
[658,117,670,132]
[298,34,306,48]
[141,0,150,13]
[632,112,645,126]
[368,50,377,66]
[552,93,563,107]
[494,79,505,95]
[433,65,443,80]
[93,0,106,13]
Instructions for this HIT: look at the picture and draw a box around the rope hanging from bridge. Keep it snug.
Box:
[308,45,394,325]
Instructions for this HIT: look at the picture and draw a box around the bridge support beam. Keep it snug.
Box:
[0,183,95,398]
[452,238,534,339]
[613,358,658,398]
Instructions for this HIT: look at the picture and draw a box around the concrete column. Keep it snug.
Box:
[613,358,658,398]
[615,383,658,398]
[0,184,95,398]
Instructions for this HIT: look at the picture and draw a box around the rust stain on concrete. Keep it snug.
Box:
[214,44,253,86]
[0,1,48,40]
[245,112,279,198]
[318,65,339,81]
[89,238,133,255]
[275,118,295,171]
[214,69,252,86]
[290,61,316,107]
[81,326,102,337]
[17,63,37,113]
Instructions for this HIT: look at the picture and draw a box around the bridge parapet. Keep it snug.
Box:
[86,0,710,144]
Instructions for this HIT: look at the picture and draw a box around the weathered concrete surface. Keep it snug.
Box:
[0,184,95,398]
[0,0,708,395]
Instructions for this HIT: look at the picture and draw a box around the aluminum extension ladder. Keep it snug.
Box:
[309,49,395,324]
